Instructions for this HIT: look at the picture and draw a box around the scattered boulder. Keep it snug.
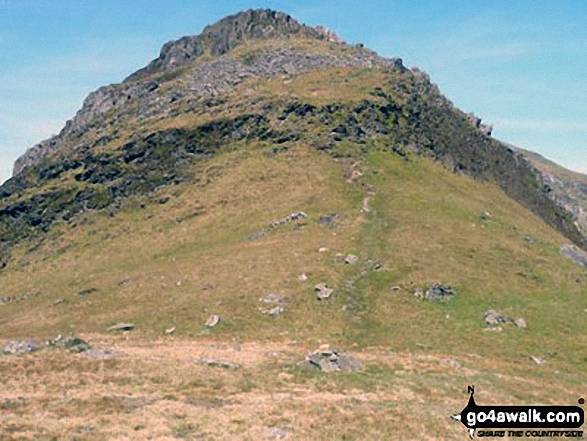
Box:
[560,244,587,267]
[3,339,42,355]
[76,288,98,296]
[300,345,361,372]
[318,247,328,253]
[530,355,545,365]
[315,283,334,300]
[426,284,455,301]
[205,315,221,327]
[107,322,135,332]
[317,213,339,228]
[270,211,307,228]
[164,326,176,335]
[345,254,359,265]
[0,296,12,305]
[298,273,308,282]
[414,283,454,301]
[195,358,240,369]
[483,310,509,326]
[49,335,91,353]
[259,293,284,317]
[483,310,527,329]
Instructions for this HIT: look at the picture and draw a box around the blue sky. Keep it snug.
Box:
[0,0,586,183]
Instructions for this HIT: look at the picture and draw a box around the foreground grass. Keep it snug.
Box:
[0,336,582,440]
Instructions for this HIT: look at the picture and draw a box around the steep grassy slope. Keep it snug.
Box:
[2,142,586,439]
[3,142,586,357]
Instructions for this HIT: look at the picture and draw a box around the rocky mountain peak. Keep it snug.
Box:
[125,9,338,82]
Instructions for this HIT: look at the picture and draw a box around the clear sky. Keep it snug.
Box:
[0,0,585,184]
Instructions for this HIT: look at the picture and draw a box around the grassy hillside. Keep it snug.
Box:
[2,141,587,438]
[2,13,587,438]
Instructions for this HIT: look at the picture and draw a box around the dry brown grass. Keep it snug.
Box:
[1,336,580,440]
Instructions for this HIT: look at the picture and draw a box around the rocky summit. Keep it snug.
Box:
[1,9,587,440]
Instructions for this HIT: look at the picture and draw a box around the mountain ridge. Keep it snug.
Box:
[3,8,587,261]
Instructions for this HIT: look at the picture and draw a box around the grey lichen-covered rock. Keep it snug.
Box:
[345,254,359,265]
[300,345,361,372]
[3,339,42,355]
[107,322,135,332]
[483,310,527,329]
[270,211,307,227]
[414,283,455,301]
[49,335,91,353]
[483,310,509,326]
[205,314,221,327]
[259,293,285,316]
[560,244,587,267]
[315,283,334,300]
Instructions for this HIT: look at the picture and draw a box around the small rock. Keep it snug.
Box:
[413,287,424,299]
[318,247,328,253]
[267,427,289,440]
[345,254,359,265]
[77,288,98,296]
[260,305,284,317]
[301,347,361,372]
[164,326,176,335]
[315,283,334,300]
[390,286,401,292]
[259,293,283,304]
[483,310,508,326]
[52,299,65,306]
[270,211,307,228]
[0,296,12,305]
[530,356,545,365]
[298,273,308,281]
[205,315,221,327]
[65,338,91,353]
[425,284,454,301]
[3,339,42,355]
[195,358,240,369]
[514,318,527,329]
[107,323,135,332]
